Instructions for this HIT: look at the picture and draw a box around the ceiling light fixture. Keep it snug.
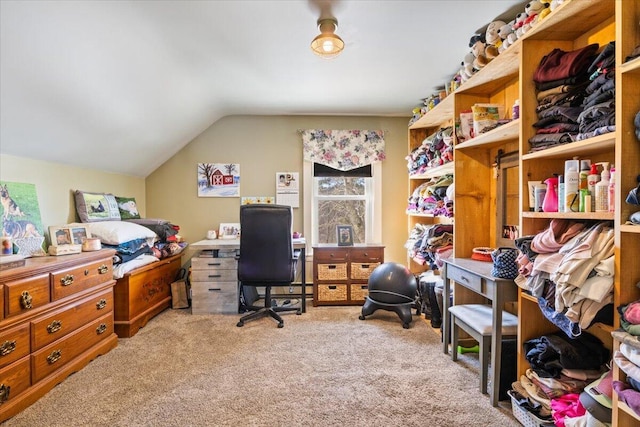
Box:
[310,18,344,59]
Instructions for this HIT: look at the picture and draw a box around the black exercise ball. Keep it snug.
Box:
[367,262,417,305]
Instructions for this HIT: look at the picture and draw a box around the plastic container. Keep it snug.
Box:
[595,162,610,212]
[608,166,616,212]
[558,175,564,213]
[565,165,579,212]
[587,163,599,212]
[542,177,558,212]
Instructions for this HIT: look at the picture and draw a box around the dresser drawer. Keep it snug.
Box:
[190,281,238,314]
[0,323,30,369]
[0,285,3,321]
[51,259,112,301]
[349,247,384,262]
[316,263,347,281]
[313,248,348,262]
[0,356,31,405]
[4,274,50,318]
[31,288,113,351]
[191,257,237,270]
[191,269,237,282]
[350,262,380,280]
[447,265,483,294]
[350,284,369,301]
[31,312,113,383]
[317,284,348,302]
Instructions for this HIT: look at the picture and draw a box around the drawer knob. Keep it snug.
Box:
[208,274,222,278]
[208,288,222,291]
[208,262,221,266]
[47,320,63,334]
[96,324,107,335]
[84,269,89,276]
[20,291,33,309]
[98,264,109,274]
[460,275,470,283]
[60,274,74,286]
[0,340,16,357]
[96,299,107,310]
[0,384,9,404]
[47,349,62,365]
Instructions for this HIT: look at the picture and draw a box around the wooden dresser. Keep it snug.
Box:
[113,253,182,338]
[0,250,118,423]
[313,244,384,306]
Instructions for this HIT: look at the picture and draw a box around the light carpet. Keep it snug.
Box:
[4,306,519,426]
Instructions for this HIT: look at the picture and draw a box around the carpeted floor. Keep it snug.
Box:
[3,306,520,426]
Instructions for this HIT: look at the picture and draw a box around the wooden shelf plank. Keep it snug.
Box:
[621,224,640,234]
[409,162,454,179]
[522,134,615,160]
[455,119,519,150]
[522,211,615,221]
[409,95,454,129]
[620,56,640,74]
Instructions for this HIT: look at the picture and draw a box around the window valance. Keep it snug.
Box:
[301,129,386,171]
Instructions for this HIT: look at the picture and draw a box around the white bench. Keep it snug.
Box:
[448,304,518,396]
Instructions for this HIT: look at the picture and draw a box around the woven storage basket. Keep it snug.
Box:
[317,263,347,281]
[350,284,369,301]
[507,391,554,427]
[350,262,380,280]
[317,284,347,302]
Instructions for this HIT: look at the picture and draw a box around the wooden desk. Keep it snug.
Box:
[189,238,307,313]
[441,257,518,406]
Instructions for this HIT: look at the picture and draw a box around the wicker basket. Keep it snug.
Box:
[317,263,347,281]
[507,391,554,427]
[350,284,369,301]
[350,262,380,280]
[317,284,347,302]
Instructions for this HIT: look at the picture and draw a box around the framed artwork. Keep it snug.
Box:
[197,163,240,197]
[0,181,46,257]
[241,196,275,205]
[336,225,354,246]
[219,223,241,239]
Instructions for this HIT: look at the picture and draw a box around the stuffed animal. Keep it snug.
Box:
[550,0,565,11]
[469,33,490,69]
[497,20,515,52]
[513,12,528,39]
[524,1,550,30]
[459,51,476,82]
[486,20,505,49]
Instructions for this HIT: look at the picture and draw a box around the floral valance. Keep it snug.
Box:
[301,129,386,171]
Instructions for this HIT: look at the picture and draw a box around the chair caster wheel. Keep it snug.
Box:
[277,322,284,328]
[359,315,365,320]
[237,321,244,327]
[403,323,410,329]
[296,309,302,315]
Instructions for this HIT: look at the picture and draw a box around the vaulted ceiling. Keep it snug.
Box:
[0,0,525,177]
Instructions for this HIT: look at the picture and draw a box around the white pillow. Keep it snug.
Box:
[83,221,157,246]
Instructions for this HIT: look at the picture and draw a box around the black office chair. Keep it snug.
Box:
[236,204,301,328]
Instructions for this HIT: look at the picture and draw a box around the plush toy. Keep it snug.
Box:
[469,33,490,69]
[524,1,550,30]
[459,51,476,82]
[485,20,506,52]
[513,12,528,39]
[550,0,565,11]
[497,20,515,52]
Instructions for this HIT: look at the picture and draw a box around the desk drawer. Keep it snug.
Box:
[191,269,237,282]
[191,257,237,270]
[447,265,482,294]
[190,281,238,314]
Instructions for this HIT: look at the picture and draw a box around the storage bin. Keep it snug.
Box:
[507,390,554,427]
[350,284,368,301]
[350,262,380,279]
[317,284,347,302]
[317,263,347,281]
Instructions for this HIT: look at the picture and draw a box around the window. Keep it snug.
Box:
[304,162,381,246]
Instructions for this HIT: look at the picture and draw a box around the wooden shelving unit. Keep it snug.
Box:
[408,0,640,424]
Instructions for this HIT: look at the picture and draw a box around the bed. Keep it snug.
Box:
[73,190,187,337]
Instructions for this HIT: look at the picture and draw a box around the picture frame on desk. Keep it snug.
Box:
[336,225,354,246]
[219,223,240,239]
[49,225,91,246]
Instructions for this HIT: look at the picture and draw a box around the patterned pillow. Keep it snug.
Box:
[74,190,121,223]
[115,196,141,220]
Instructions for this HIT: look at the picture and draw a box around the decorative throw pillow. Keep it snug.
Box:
[115,196,141,220]
[74,190,121,222]
[83,221,157,245]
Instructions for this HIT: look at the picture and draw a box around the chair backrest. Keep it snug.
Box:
[238,204,294,284]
